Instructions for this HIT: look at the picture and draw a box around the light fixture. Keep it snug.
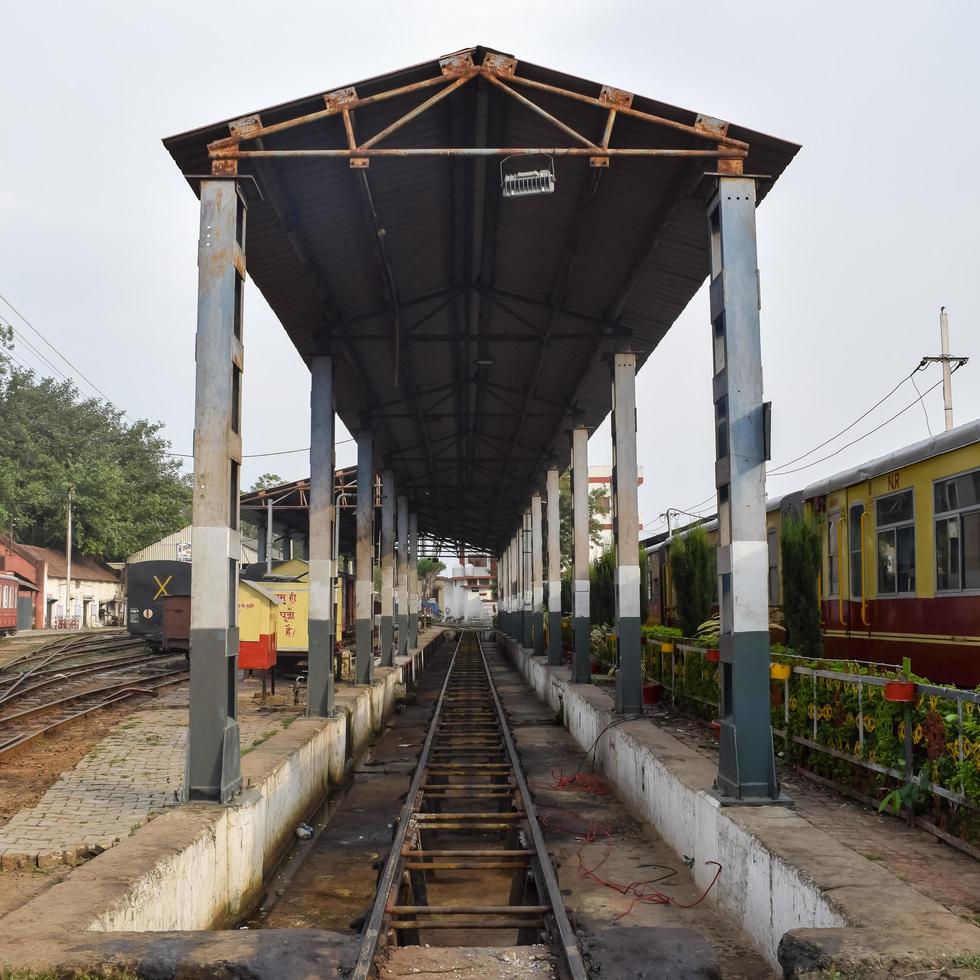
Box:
[475,355,495,367]
[500,155,555,198]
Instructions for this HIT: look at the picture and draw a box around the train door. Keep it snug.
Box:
[827,508,846,637]
[848,502,867,657]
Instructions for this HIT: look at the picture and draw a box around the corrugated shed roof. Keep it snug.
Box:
[164,46,799,550]
[17,546,120,583]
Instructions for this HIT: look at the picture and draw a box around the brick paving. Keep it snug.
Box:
[0,689,296,870]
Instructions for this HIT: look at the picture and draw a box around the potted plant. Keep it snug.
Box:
[704,648,720,663]
[883,680,916,702]
[642,680,663,706]
[770,662,791,681]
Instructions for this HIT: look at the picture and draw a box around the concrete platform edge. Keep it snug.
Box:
[498,633,980,978]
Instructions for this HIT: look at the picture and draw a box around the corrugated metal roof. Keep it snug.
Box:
[164,46,799,550]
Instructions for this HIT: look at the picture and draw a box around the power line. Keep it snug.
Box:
[909,370,933,437]
[0,290,117,405]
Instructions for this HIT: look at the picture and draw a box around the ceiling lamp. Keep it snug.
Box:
[500,155,555,199]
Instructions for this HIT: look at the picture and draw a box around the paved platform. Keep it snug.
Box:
[0,687,299,870]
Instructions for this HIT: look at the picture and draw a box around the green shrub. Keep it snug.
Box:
[669,523,715,638]
[781,513,822,657]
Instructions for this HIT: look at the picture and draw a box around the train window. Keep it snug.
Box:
[935,469,980,592]
[828,513,840,596]
[849,503,865,599]
[877,488,916,595]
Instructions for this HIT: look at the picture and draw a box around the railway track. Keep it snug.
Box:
[354,628,586,980]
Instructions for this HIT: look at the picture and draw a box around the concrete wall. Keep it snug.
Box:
[0,629,447,943]
[499,634,845,968]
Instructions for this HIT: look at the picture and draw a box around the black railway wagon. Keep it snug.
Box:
[126,560,192,651]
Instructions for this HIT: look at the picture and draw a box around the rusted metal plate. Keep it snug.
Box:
[211,158,238,176]
[482,51,516,77]
[324,86,358,111]
[228,114,263,139]
[439,50,474,75]
[695,113,730,138]
[599,85,633,110]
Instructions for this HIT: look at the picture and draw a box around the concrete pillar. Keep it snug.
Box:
[571,426,591,684]
[307,355,335,716]
[612,352,642,714]
[257,531,267,565]
[520,510,531,648]
[531,492,544,657]
[546,466,562,666]
[408,513,419,647]
[708,175,781,803]
[497,546,506,633]
[380,469,395,667]
[355,433,374,685]
[397,495,409,657]
[186,179,244,803]
[511,534,519,637]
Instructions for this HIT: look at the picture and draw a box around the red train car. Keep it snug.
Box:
[0,573,18,637]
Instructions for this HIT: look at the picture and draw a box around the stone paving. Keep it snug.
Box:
[0,690,297,870]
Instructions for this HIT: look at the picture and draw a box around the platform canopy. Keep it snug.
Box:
[165,46,798,551]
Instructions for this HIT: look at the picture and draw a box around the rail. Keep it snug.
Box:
[353,628,586,979]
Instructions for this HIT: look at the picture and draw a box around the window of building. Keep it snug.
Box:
[767,527,779,605]
[935,469,980,592]
[828,512,840,596]
[876,489,915,594]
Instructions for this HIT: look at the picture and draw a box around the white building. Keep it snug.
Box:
[588,464,645,560]
[16,545,123,628]
[436,560,496,623]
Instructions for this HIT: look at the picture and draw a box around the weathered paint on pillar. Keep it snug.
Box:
[355,433,374,685]
[380,469,395,667]
[546,466,562,666]
[531,492,544,657]
[397,495,409,658]
[571,426,591,684]
[187,179,244,802]
[612,352,642,714]
[408,513,419,647]
[708,175,781,802]
[307,355,335,716]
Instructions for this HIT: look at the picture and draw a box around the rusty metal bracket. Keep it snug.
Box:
[440,50,475,75]
[228,114,264,139]
[482,51,517,77]
[694,114,730,139]
[324,86,359,111]
[599,85,633,110]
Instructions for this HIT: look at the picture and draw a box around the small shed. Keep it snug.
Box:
[238,580,280,670]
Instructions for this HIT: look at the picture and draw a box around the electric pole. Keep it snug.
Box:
[65,486,73,628]
[919,307,969,432]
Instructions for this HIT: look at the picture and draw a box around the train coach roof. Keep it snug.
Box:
[801,418,980,500]
[164,45,799,551]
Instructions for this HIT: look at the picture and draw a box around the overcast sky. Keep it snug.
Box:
[2,1,977,545]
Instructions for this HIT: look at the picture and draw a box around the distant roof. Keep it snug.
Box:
[16,546,120,583]
[165,46,799,550]
[801,418,980,500]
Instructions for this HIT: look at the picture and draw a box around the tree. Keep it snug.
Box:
[781,513,822,657]
[669,523,716,637]
[0,364,191,560]
[588,546,651,627]
[557,471,605,573]
[250,473,285,491]
[417,558,446,601]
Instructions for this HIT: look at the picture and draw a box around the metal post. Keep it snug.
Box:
[408,513,419,648]
[571,426,591,683]
[355,432,374,685]
[612,352,642,714]
[940,307,954,431]
[531,492,544,657]
[397,495,409,657]
[521,509,533,648]
[708,175,783,803]
[380,469,395,666]
[187,178,244,802]
[308,354,335,716]
[265,499,274,575]
[65,487,73,626]
[498,545,507,635]
[546,467,562,666]
[512,534,520,638]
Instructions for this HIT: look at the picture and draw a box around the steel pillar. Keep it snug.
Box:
[521,508,533,648]
[611,353,642,714]
[186,179,244,802]
[546,467,562,666]
[397,495,409,657]
[408,513,419,647]
[531,492,544,657]
[498,546,507,634]
[571,426,591,683]
[308,355,335,716]
[708,176,782,803]
[355,432,374,685]
[380,469,395,667]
